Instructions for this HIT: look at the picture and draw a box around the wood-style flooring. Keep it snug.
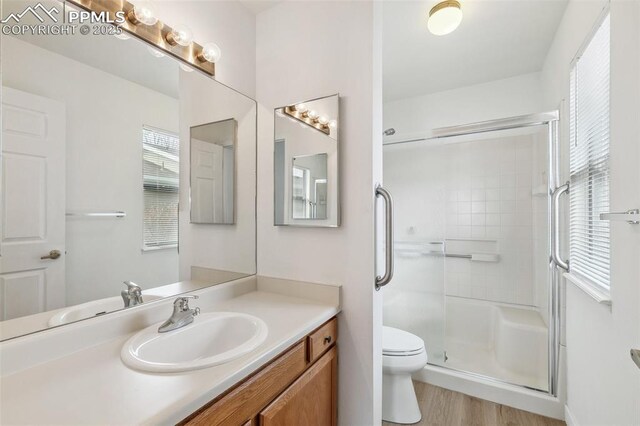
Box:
[382,381,566,426]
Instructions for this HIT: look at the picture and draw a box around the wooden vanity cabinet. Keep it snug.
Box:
[181,317,338,426]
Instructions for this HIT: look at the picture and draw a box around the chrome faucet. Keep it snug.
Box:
[158,296,200,333]
[121,281,143,308]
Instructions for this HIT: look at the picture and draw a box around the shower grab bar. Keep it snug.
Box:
[551,182,570,271]
[375,185,394,290]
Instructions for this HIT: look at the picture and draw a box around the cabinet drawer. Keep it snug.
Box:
[183,341,307,426]
[307,318,338,363]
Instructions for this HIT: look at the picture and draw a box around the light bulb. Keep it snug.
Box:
[167,24,193,47]
[147,46,165,58]
[328,120,338,129]
[427,0,463,36]
[129,1,157,25]
[180,63,194,73]
[197,42,222,63]
[318,116,329,125]
[307,110,319,120]
[295,103,308,113]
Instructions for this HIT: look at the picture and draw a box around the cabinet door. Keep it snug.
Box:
[260,346,337,426]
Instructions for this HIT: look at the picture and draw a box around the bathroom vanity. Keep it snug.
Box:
[182,317,338,425]
[0,276,341,425]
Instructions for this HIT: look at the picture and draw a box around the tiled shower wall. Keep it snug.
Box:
[384,130,548,308]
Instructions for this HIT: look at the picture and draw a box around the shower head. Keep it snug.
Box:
[383,128,396,136]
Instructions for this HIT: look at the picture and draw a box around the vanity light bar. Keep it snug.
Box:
[283,106,331,135]
[64,0,216,76]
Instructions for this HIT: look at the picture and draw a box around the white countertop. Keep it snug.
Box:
[0,278,340,425]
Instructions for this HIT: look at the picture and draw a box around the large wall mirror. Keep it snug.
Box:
[274,94,339,227]
[0,0,256,341]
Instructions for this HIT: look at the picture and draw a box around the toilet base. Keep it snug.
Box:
[382,372,422,424]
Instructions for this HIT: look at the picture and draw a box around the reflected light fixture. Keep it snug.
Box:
[147,46,165,58]
[283,106,332,135]
[180,63,194,73]
[427,0,463,36]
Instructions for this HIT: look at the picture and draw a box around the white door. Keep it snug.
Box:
[0,87,66,320]
[190,139,223,223]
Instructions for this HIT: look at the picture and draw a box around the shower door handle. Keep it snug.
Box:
[375,185,394,290]
[551,182,570,271]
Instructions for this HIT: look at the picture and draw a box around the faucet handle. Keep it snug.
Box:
[174,295,199,310]
[123,281,141,293]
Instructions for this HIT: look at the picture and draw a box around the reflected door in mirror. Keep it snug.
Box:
[1,87,66,320]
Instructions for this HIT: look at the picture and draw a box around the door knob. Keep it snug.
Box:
[40,250,62,260]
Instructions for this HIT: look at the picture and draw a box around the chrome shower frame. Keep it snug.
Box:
[385,111,563,397]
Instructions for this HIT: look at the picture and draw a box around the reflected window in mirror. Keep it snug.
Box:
[292,154,328,220]
[274,94,339,227]
[142,126,180,250]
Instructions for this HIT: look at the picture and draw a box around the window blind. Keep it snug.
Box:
[569,14,610,290]
[142,126,179,249]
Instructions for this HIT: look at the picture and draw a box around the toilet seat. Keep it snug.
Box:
[383,326,425,357]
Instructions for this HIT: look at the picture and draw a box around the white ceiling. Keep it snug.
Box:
[237,0,281,15]
[383,0,569,101]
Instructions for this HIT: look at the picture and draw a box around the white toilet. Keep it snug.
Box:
[382,326,428,424]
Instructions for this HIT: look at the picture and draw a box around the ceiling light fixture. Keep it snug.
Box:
[427,0,463,36]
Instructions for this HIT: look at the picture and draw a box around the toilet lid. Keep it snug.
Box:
[382,326,425,355]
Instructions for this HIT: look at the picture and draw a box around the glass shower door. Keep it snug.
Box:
[382,142,447,365]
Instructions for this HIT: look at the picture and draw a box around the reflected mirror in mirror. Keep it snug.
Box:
[190,119,237,224]
[0,0,256,341]
[292,154,328,220]
[274,94,339,227]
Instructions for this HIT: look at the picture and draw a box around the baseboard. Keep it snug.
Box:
[565,405,578,426]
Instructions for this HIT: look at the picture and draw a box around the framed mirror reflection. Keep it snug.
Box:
[0,0,256,341]
[274,94,339,227]
[190,119,237,225]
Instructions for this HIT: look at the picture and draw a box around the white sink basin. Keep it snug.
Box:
[48,294,163,326]
[121,312,268,373]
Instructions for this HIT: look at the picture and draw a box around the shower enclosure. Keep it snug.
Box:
[382,112,563,395]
